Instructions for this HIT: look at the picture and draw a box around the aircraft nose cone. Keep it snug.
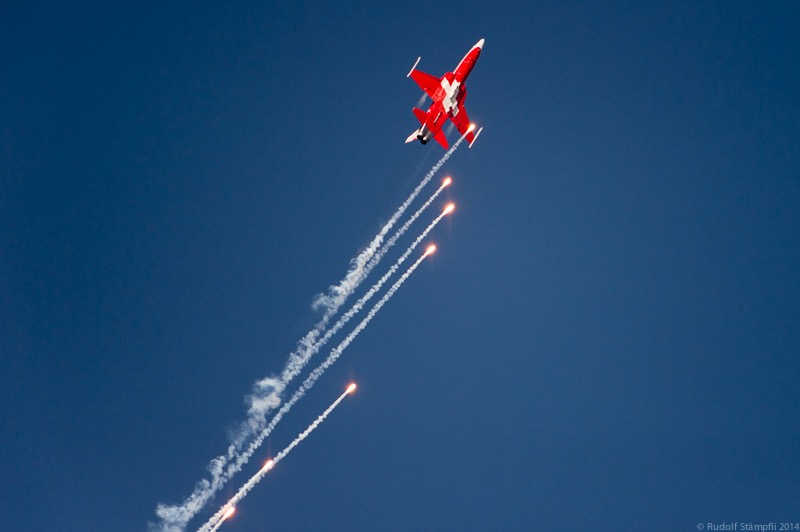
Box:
[476,38,485,49]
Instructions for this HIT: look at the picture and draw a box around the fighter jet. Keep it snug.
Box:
[405,38,485,149]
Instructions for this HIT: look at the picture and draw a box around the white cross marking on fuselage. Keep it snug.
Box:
[440,78,460,114]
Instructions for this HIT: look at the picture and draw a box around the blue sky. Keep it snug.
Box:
[2,1,799,530]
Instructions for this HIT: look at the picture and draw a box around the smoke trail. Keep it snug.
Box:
[209,517,225,532]
[368,179,451,275]
[247,206,451,415]
[310,130,467,317]
[154,135,466,532]
[247,186,451,415]
[232,139,460,450]
[241,205,452,431]
[155,248,433,532]
[207,507,234,532]
[219,249,434,491]
[249,179,450,426]
[209,516,224,532]
[327,206,451,351]
[201,386,355,532]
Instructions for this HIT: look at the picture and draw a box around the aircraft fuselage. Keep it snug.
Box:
[406,39,484,149]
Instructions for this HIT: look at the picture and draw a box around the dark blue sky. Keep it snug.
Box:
[2,2,799,531]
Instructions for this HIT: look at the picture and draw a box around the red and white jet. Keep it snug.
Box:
[405,38,485,149]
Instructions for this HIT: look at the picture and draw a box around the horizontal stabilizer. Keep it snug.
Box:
[412,107,427,125]
[433,129,449,150]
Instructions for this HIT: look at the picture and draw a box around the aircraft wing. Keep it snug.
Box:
[450,101,476,144]
[409,69,441,100]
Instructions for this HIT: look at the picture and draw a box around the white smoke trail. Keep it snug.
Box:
[219,249,433,491]
[368,180,450,274]
[325,207,451,352]
[253,179,450,420]
[154,134,466,532]
[201,386,354,532]
[207,507,234,532]
[241,205,451,421]
[231,140,460,450]
[155,248,433,532]
[209,516,223,532]
[212,207,450,505]
[265,182,450,394]
[246,200,451,444]
[310,130,467,317]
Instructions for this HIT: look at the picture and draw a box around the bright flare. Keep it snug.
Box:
[199,386,356,531]
[223,507,235,520]
[424,244,437,256]
[443,203,455,215]
[259,459,274,473]
[155,119,473,532]
[201,227,444,532]
[346,383,357,394]
[443,176,452,187]
[468,123,476,133]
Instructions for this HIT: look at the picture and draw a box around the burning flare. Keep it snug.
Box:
[259,459,274,473]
